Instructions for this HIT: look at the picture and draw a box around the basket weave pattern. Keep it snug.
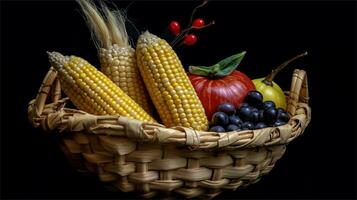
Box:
[28,68,311,198]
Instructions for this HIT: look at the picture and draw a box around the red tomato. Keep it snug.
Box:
[189,70,255,120]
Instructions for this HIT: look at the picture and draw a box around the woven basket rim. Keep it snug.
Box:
[28,68,311,150]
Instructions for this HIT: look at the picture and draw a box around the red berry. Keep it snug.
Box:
[169,21,181,36]
[184,34,197,46]
[192,18,205,28]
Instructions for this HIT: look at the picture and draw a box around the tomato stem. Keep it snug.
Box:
[264,51,308,84]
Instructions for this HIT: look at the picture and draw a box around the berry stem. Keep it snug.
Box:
[189,0,208,27]
[176,40,185,48]
[170,0,214,47]
[171,21,215,47]
[263,51,308,85]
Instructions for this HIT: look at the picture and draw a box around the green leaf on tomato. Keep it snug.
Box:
[189,51,246,78]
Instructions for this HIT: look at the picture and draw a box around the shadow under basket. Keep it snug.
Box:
[28,68,311,199]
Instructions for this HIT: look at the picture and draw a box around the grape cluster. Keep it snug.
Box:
[208,91,290,132]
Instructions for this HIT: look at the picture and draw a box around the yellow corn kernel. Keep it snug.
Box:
[48,51,156,123]
[100,45,153,114]
[136,31,208,131]
[77,0,154,114]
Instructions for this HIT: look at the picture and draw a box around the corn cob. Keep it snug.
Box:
[47,51,156,123]
[136,31,208,131]
[77,0,153,114]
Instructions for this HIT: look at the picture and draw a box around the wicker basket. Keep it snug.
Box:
[28,68,311,199]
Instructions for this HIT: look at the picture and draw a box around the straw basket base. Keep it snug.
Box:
[28,69,310,199]
[58,131,287,198]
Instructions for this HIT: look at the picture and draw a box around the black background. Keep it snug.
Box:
[1,0,356,199]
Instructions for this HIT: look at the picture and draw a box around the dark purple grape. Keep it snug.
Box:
[217,103,236,115]
[255,122,268,129]
[239,103,249,108]
[226,124,240,132]
[258,110,265,121]
[242,121,254,130]
[245,91,263,107]
[250,110,260,123]
[228,115,243,127]
[277,110,290,122]
[209,125,226,132]
[238,106,252,121]
[277,108,285,115]
[211,112,229,126]
[251,107,259,113]
[262,101,276,110]
[274,120,287,127]
[236,103,249,115]
[263,107,278,124]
